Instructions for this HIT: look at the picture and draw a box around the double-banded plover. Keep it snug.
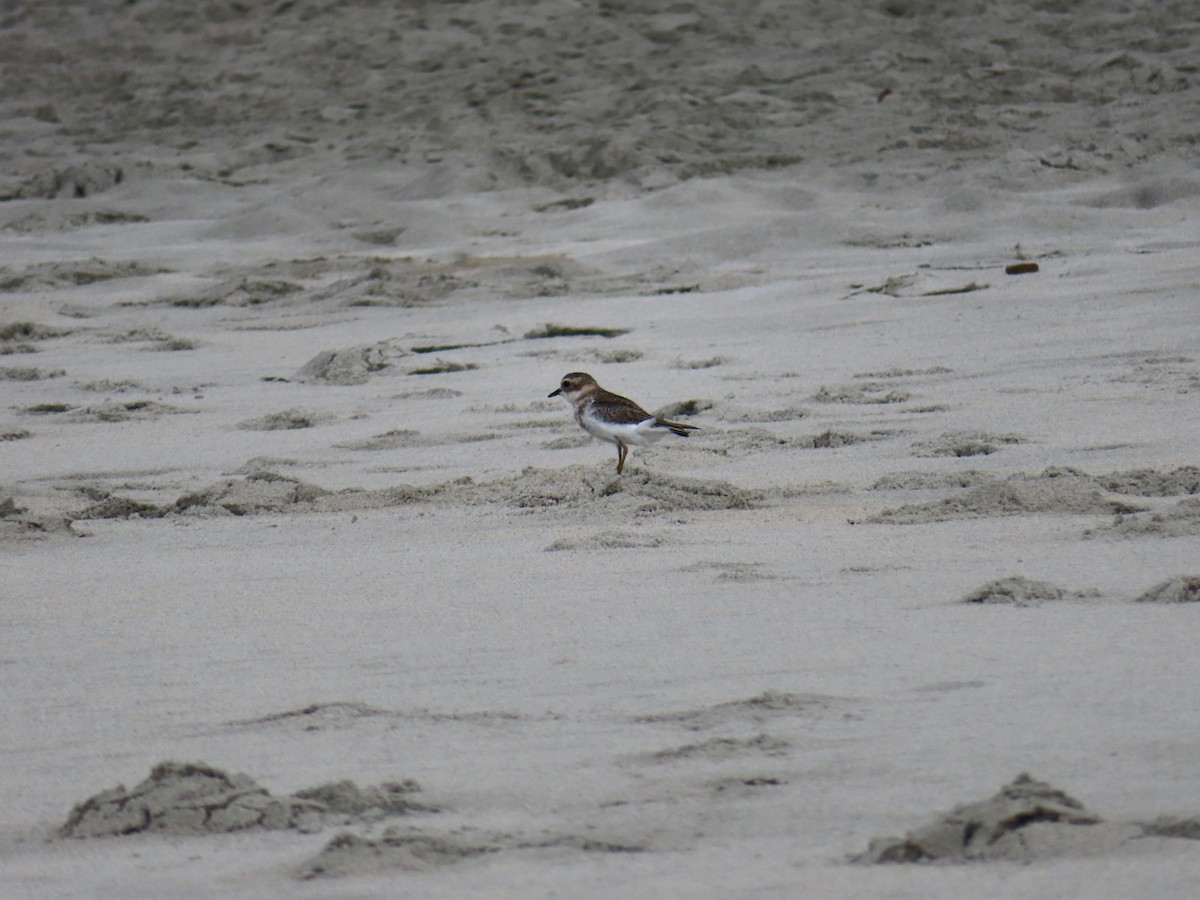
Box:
[549,372,698,474]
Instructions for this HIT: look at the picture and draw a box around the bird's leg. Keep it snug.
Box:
[616,442,628,474]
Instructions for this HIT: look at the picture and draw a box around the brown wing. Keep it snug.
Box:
[589,389,655,425]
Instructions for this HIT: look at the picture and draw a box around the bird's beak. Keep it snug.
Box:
[548,388,561,398]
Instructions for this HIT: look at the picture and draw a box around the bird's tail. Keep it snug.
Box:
[657,419,699,438]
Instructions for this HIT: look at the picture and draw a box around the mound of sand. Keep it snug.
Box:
[545,530,668,551]
[634,690,837,731]
[870,471,992,492]
[301,825,647,879]
[1133,576,1200,604]
[67,466,760,525]
[1086,498,1200,540]
[914,431,1025,458]
[871,469,1145,524]
[173,471,328,517]
[60,761,425,839]
[327,467,763,515]
[1099,466,1200,497]
[0,490,73,538]
[960,577,1068,607]
[854,773,1140,864]
[235,410,329,431]
[296,342,399,385]
[1141,816,1200,840]
[291,780,427,819]
[301,828,500,878]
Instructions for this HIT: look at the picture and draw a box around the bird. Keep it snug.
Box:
[548,372,698,474]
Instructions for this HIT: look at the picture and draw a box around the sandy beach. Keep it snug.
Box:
[3,1,1200,896]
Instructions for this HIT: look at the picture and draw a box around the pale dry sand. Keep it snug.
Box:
[3,1,1200,896]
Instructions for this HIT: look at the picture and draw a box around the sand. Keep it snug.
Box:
[3,0,1200,896]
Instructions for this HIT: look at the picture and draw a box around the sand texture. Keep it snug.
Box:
[4,0,1200,896]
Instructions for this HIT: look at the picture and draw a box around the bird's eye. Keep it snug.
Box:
[561,380,570,388]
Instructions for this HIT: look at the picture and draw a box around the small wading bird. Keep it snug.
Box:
[549,372,698,474]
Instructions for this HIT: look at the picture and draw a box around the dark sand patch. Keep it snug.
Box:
[79,495,166,521]
[729,405,806,423]
[1,208,150,232]
[167,278,303,308]
[60,761,426,839]
[854,773,1141,864]
[706,775,789,797]
[236,409,327,430]
[0,366,65,380]
[62,400,189,423]
[103,327,180,344]
[645,734,790,763]
[680,561,780,583]
[391,387,463,400]
[337,429,424,451]
[0,321,72,343]
[546,530,667,551]
[407,359,479,375]
[19,402,74,415]
[807,430,880,449]
[1133,575,1200,604]
[860,272,988,298]
[1141,816,1200,840]
[656,398,715,418]
[227,702,393,731]
[76,378,144,393]
[870,468,1144,524]
[4,0,1192,196]
[224,701,531,734]
[635,691,836,731]
[672,356,728,370]
[146,337,198,351]
[523,322,630,340]
[915,431,1026,458]
[0,258,165,291]
[854,366,953,379]
[216,253,637,310]
[592,348,643,364]
[813,382,910,405]
[871,471,992,491]
[1,161,124,200]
